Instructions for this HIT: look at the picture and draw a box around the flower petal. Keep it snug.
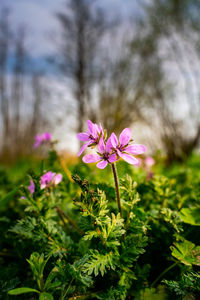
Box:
[43,132,51,141]
[120,153,139,165]
[28,180,35,195]
[53,174,63,185]
[93,124,99,138]
[106,136,113,153]
[119,128,132,146]
[98,138,106,154]
[145,156,155,167]
[98,123,104,135]
[117,149,122,157]
[87,120,95,135]
[34,135,42,148]
[110,132,118,148]
[77,133,90,141]
[82,154,101,163]
[33,140,41,148]
[96,160,108,169]
[108,154,118,163]
[78,141,92,157]
[125,144,146,155]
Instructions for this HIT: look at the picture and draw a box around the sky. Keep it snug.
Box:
[1,0,199,153]
[0,0,144,152]
[0,0,141,58]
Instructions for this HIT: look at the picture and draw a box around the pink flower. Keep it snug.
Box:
[40,171,62,189]
[110,128,146,165]
[77,120,104,156]
[145,156,155,168]
[52,173,63,185]
[28,180,35,195]
[82,137,117,169]
[34,132,51,148]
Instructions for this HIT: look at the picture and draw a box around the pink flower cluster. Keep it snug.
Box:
[28,180,35,195]
[34,132,51,148]
[77,120,146,169]
[40,171,62,189]
[27,171,62,196]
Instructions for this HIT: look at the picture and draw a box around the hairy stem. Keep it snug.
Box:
[151,261,179,287]
[111,163,123,218]
[56,206,84,235]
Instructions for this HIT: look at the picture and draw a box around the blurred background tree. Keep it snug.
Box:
[0,8,50,161]
[130,0,200,162]
[56,0,108,135]
[0,0,200,163]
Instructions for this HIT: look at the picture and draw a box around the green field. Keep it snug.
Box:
[0,151,200,299]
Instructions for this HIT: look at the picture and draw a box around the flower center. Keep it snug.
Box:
[103,152,109,160]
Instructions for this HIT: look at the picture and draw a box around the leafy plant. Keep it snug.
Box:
[8,252,60,299]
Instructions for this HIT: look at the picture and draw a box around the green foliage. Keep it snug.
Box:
[171,240,200,266]
[163,272,200,298]
[134,286,167,300]
[8,252,61,299]
[179,207,200,226]
[8,287,40,295]
[0,187,19,210]
[83,250,118,276]
[1,153,200,299]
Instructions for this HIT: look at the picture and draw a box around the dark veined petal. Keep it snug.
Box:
[82,154,101,163]
[108,154,118,163]
[77,133,90,141]
[110,132,118,148]
[106,136,113,153]
[78,141,92,157]
[87,120,96,136]
[125,144,146,155]
[96,160,108,169]
[120,153,139,165]
[98,137,106,154]
[119,128,132,146]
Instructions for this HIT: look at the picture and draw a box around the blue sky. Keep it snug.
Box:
[1,0,141,58]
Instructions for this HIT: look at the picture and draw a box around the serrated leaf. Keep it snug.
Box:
[83,250,118,276]
[171,240,200,266]
[8,287,39,295]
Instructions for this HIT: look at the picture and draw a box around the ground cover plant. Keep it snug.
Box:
[0,121,200,300]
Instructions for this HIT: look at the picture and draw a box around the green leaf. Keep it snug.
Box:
[44,266,60,291]
[171,240,200,266]
[83,250,118,276]
[39,292,54,300]
[68,255,93,287]
[8,287,40,295]
[179,207,200,226]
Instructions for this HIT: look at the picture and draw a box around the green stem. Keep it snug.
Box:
[56,206,85,236]
[151,261,179,287]
[111,163,123,218]
[62,278,74,300]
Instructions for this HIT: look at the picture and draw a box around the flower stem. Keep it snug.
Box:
[111,163,123,218]
[56,206,84,236]
[151,261,178,287]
